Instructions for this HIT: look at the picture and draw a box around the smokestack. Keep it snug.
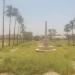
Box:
[45,21,47,39]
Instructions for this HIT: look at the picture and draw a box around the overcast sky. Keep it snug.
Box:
[0,0,75,35]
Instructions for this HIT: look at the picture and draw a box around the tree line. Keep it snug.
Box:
[1,0,33,48]
[64,18,75,46]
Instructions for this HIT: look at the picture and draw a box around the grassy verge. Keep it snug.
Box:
[0,40,75,75]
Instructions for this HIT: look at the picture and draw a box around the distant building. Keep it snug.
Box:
[53,35,66,39]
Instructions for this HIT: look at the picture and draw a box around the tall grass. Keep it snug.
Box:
[0,40,74,75]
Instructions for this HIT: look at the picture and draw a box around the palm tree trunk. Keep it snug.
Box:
[13,19,16,46]
[8,16,11,46]
[67,32,70,46]
[2,0,5,48]
[19,25,21,44]
[72,26,74,46]
[16,33,18,45]
[17,25,19,45]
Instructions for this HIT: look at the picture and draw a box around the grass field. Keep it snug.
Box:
[0,40,75,75]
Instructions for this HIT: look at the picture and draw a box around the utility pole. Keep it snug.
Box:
[2,0,5,48]
[44,21,48,49]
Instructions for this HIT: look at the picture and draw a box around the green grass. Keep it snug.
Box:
[0,40,75,75]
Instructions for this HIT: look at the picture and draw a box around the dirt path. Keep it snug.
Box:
[10,48,18,52]
[42,72,60,75]
[72,61,75,70]
[71,61,75,75]
[0,73,14,75]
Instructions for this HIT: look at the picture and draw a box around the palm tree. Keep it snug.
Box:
[6,5,13,46]
[2,0,5,48]
[17,25,20,45]
[64,24,71,45]
[70,20,75,46]
[20,24,25,43]
[17,15,24,43]
[12,7,19,46]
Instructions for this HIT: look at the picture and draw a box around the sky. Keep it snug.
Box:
[0,0,75,35]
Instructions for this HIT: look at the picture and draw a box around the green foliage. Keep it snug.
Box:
[6,5,13,17]
[34,35,41,41]
[48,29,57,40]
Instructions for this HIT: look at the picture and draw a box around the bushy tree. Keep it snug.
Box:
[34,35,41,41]
[23,32,33,41]
[48,29,57,40]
